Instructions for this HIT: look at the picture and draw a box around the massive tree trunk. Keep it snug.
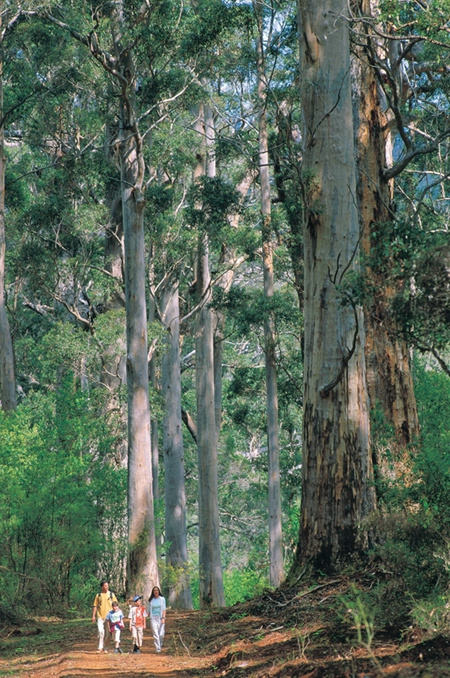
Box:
[255,0,283,587]
[118,47,158,600]
[292,0,376,572]
[0,42,17,411]
[161,280,193,609]
[352,0,420,448]
[195,105,225,608]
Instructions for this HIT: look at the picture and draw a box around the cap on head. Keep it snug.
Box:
[133,595,142,602]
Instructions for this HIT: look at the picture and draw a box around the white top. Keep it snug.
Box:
[149,595,166,618]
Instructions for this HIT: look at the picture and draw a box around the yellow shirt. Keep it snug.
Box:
[93,591,118,619]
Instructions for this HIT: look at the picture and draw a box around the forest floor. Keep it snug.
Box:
[2,577,450,678]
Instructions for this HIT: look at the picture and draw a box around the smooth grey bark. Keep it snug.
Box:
[292,0,376,572]
[194,105,225,608]
[101,188,127,463]
[196,244,225,607]
[118,47,158,599]
[255,0,283,587]
[161,280,193,609]
[148,255,160,505]
[0,26,17,411]
[102,2,159,597]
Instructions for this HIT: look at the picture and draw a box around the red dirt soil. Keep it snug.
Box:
[2,581,450,677]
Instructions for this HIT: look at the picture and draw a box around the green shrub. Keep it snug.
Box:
[367,360,450,634]
[223,568,269,606]
[0,378,127,615]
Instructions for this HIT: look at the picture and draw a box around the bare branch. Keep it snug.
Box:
[384,129,450,180]
[181,408,197,443]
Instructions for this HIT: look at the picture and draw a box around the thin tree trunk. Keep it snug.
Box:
[274,106,304,310]
[0,48,17,411]
[161,280,193,609]
[292,0,376,572]
[101,188,127,464]
[148,254,160,506]
[195,105,225,608]
[213,172,255,442]
[255,1,283,587]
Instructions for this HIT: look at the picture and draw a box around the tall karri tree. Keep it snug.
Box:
[291,0,377,572]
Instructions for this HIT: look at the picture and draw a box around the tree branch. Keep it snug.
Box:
[384,130,450,180]
[181,408,197,443]
[320,291,359,398]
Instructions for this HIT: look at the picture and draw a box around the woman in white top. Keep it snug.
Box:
[148,586,166,653]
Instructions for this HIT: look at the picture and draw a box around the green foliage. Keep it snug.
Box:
[186,176,243,242]
[365,360,450,634]
[187,565,269,609]
[340,584,376,649]
[412,362,450,532]
[410,593,450,634]
[0,379,126,614]
[223,568,269,606]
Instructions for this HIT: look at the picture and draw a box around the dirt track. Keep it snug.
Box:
[2,611,211,678]
[3,587,450,678]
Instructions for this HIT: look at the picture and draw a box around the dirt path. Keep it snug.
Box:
[3,586,450,678]
[1,611,211,678]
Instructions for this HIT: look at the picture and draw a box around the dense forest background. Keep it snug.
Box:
[0,0,449,638]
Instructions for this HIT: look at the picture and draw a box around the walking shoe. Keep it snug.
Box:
[114,648,119,653]
[135,648,141,654]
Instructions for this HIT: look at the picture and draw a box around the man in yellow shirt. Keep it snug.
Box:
[92,580,118,652]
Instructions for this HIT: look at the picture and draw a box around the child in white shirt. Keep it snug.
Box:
[105,601,124,653]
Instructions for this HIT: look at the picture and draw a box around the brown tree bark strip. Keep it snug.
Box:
[352,0,420,448]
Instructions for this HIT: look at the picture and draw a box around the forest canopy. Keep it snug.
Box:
[0,0,448,634]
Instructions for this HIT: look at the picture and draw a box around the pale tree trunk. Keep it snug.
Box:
[44,0,158,599]
[0,45,17,411]
[195,105,225,607]
[101,188,127,464]
[148,254,159,506]
[161,280,193,609]
[293,0,376,572]
[196,238,225,607]
[118,48,158,600]
[352,0,419,448]
[213,272,226,445]
[255,1,283,587]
